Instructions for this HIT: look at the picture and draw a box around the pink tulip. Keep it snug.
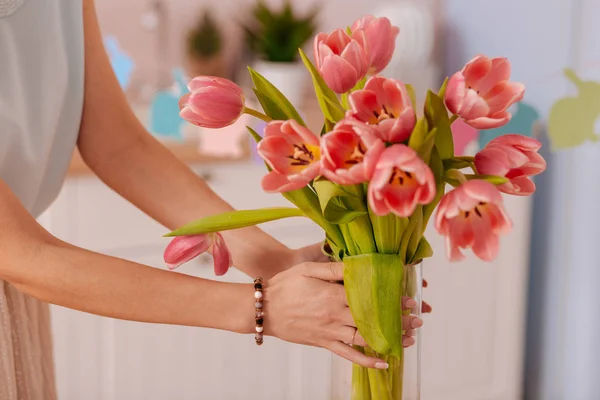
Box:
[348,76,416,143]
[314,29,369,93]
[351,15,400,75]
[164,233,232,276]
[257,120,321,193]
[321,120,385,185]
[368,144,436,217]
[445,55,525,129]
[179,76,245,129]
[474,134,547,196]
[435,180,512,262]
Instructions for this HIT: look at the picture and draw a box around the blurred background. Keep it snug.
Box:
[39,0,600,399]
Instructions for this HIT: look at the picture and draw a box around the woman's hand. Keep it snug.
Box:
[263,261,424,369]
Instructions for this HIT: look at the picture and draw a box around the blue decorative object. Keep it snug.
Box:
[149,68,189,140]
[104,36,134,90]
[478,102,540,148]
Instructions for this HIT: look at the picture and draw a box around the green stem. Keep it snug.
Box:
[449,114,459,124]
[243,107,272,122]
[444,169,468,184]
[455,156,474,162]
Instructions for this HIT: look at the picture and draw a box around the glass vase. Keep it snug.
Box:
[331,261,422,400]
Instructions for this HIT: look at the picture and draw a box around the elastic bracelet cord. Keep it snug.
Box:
[254,277,264,345]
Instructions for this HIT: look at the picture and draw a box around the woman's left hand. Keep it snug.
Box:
[288,242,432,348]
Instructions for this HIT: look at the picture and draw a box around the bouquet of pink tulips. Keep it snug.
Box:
[164,15,546,400]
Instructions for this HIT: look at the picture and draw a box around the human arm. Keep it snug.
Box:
[75,0,307,279]
[0,176,398,367]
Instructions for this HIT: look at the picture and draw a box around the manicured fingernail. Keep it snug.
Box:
[405,299,417,308]
[375,362,389,370]
[412,317,423,328]
[402,337,415,347]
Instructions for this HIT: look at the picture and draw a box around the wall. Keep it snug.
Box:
[95,0,390,87]
[444,0,600,399]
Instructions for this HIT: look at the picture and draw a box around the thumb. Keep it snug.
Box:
[302,261,345,282]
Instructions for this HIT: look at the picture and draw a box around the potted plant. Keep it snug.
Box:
[186,10,226,78]
[243,0,318,106]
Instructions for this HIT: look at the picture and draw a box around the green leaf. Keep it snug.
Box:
[165,207,305,236]
[324,202,367,224]
[282,187,346,249]
[423,146,446,226]
[405,84,417,110]
[246,126,262,143]
[410,237,433,264]
[252,89,291,122]
[424,90,454,159]
[344,253,406,356]
[248,68,306,125]
[298,48,345,123]
[437,77,449,99]
[313,179,365,224]
[465,174,509,185]
[443,158,472,170]
[407,117,429,152]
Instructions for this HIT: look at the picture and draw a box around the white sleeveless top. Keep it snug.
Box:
[0,0,84,217]
[0,2,83,399]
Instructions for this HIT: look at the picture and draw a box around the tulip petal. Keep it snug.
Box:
[261,171,308,193]
[444,73,466,115]
[477,57,511,94]
[164,235,212,270]
[464,113,511,129]
[212,233,232,276]
[462,55,492,88]
[321,55,360,93]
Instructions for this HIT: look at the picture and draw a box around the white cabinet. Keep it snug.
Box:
[41,162,531,400]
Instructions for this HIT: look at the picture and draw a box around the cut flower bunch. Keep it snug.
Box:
[164,14,546,400]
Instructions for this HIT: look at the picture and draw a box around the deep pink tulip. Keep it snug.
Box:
[348,76,416,143]
[368,144,436,217]
[435,180,512,262]
[164,233,232,276]
[179,76,245,129]
[314,29,369,93]
[445,55,525,129]
[257,120,321,193]
[475,134,546,196]
[321,120,385,185]
[351,15,400,74]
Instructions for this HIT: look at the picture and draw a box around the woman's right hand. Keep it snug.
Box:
[263,261,423,369]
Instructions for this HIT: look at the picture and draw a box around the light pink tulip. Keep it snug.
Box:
[179,76,245,129]
[314,29,369,93]
[351,15,400,74]
[348,76,416,143]
[257,120,321,193]
[445,55,525,129]
[368,144,436,217]
[435,180,512,262]
[321,120,385,185]
[164,233,232,276]
[475,134,547,196]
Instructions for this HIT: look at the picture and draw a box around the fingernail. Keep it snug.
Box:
[412,317,423,328]
[375,362,389,370]
[402,337,415,347]
[405,299,417,308]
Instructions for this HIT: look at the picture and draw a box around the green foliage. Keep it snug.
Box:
[187,10,223,59]
[164,208,305,236]
[248,67,306,125]
[298,49,345,124]
[243,1,319,62]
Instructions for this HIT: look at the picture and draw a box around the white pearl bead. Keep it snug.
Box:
[254,291,263,299]
[255,326,264,333]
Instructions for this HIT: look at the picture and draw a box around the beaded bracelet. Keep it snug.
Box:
[254,277,264,345]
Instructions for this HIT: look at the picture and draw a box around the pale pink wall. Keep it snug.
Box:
[95,0,384,87]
